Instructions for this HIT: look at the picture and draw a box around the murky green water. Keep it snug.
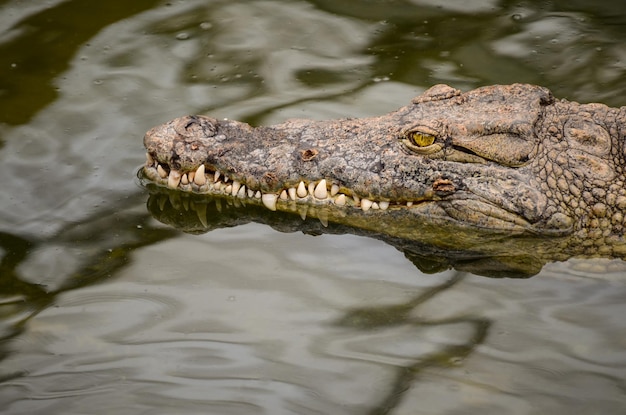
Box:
[1,1,625,413]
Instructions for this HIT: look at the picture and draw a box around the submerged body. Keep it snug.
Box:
[142,84,626,256]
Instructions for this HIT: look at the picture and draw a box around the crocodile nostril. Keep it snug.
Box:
[174,115,217,138]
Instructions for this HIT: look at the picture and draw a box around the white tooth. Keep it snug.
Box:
[407,201,414,207]
[308,182,316,197]
[213,171,221,183]
[262,194,278,211]
[314,179,328,199]
[188,171,195,182]
[168,170,182,189]
[361,198,373,212]
[213,182,221,190]
[288,187,297,200]
[330,184,340,196]
[231,181,241,196]
[225,185,232,194]
[372,202,379,210]
[237,186,247,198]
[224,175,229,183]
[280,190,289,200]
[157,164,168,178]
[297,181,308,198]
[194,165,206,185]
[247,188,255,198]
[334,194,346,206]
[353,195,360,205]
[146,153,154,166]
[182,173,189,185]
[379,201,389,210]
[255,191,262,199]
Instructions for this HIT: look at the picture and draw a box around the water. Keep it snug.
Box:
[1,0,626,413]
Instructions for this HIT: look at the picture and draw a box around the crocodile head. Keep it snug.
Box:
[141,84,626,241]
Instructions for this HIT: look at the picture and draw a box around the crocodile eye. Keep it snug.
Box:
[408,132,436,147]
[401,129,443,154]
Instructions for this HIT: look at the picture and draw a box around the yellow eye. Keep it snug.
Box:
[409,132,436,147]
[401,129,442,154]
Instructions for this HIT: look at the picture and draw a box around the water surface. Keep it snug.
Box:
[0,1,625,413]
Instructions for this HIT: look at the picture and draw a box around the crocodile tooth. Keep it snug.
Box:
[237,185,246,198]
[379,201,389,210]
[188,171,195,182]
[371,202,379,210]
[361,198,373,212]
[181,173,189,185]
[255,191,262,199]
[288,187,297,201]
[157,164,168,179]
[225,184,232,194]
[146,153,154,166]
[168,170,182,189]
[213,170,221,183]
[308,182,315,197]
[262,194,278,211]
[406,201,414,207]
[247,188,255,198]
[224,175,229,183]
[194,165,206,185]
[231,181,241,196]
[335,194,346,206]
[297,181,308,198]
[330,184,340,196]
[314,179,328,199]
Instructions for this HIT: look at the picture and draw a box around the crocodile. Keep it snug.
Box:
[141,84,626,258]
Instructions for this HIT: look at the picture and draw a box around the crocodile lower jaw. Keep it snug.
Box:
[141,155,548,234]
[142,154,422,212]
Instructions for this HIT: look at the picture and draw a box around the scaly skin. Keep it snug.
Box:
[141,84,626,256]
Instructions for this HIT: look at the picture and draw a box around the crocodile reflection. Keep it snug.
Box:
[144,185,618,278]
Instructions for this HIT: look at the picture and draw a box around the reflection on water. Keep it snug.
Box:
[144,186,626,278]
[2,209,625,414]
[0,0,626,413]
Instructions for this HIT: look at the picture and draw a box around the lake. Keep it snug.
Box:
[1,0,625,414]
